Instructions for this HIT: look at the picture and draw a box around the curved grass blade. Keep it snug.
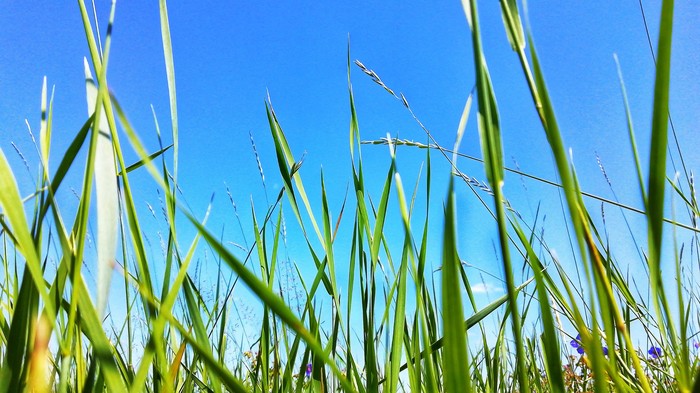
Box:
[527,30,654,393]
[266,101,324,247]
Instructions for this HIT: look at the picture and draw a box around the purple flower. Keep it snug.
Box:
[305,363,312,378]
[570,333,608,356]
[570,334,583,354]
[648,346,662,359]
[694,341,699,350]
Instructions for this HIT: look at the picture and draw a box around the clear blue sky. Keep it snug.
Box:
[1,1,699,343]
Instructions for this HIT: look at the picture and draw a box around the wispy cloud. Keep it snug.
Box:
[471,282,503,294]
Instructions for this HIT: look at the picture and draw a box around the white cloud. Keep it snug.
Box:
[471,282,503,294]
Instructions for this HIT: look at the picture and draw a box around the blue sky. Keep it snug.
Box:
[1,1,699,346]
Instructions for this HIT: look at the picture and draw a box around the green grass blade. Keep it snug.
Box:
[646,0,678,368]
[614,55,647,202]
[527,29,654,393]
[463,0,527,390]
[266,101,324,247]
[117,144,173,176]
[441,178,472,393]
[370,159,395,265]
[385,173,410,393]
[182,209,356,393]
[0,152,55,320]
[511,221,565,391]
[158,0,179,182]
[498,0,525,51]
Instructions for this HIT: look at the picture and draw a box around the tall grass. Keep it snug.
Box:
[0,0,699,392]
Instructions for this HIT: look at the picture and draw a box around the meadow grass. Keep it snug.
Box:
[1,0,699,392]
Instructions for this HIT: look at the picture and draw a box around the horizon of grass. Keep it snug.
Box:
[0,0,699,392]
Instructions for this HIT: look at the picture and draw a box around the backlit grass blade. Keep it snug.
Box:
[151,3,182,326]
[158,0,179,182]
[441,178,472,393]
[1,261,40,390]
[266,101,324,247]
[183,276,223,393]
[35,115,93,226]
[0,150,56,317]
[647,0,674,254]
[347,39,361,161]
[463,0,527,390]
[646,3,680,379]
[81,1,160,325]
[498,0,524,51]
[384,172,410,393]
[39,77,51,179]
[370,158,395,265]
[527,29,654,393]
[85,61,118,318]
[73,19,125,388]
[614,55,647,202]
[346,48,374,248]
[320,171,340,300]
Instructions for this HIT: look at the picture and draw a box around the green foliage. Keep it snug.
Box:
[0,0,698,392]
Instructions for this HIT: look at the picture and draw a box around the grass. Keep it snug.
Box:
[1,0,699,392]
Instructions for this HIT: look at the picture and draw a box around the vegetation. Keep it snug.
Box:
[0,0,698,392]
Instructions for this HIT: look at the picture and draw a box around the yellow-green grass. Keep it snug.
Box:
[0,0,698,392]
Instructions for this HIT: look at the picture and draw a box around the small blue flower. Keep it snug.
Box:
[648,346,662,359]
[694,341,699,350]
[570,333,608,356]
[305,363,312,378]
[570,334,582,351]
[570,334,585,354]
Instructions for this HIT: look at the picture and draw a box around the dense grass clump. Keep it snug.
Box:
[1,1,699,392]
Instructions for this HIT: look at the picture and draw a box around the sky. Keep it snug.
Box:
[1,1,699,349]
